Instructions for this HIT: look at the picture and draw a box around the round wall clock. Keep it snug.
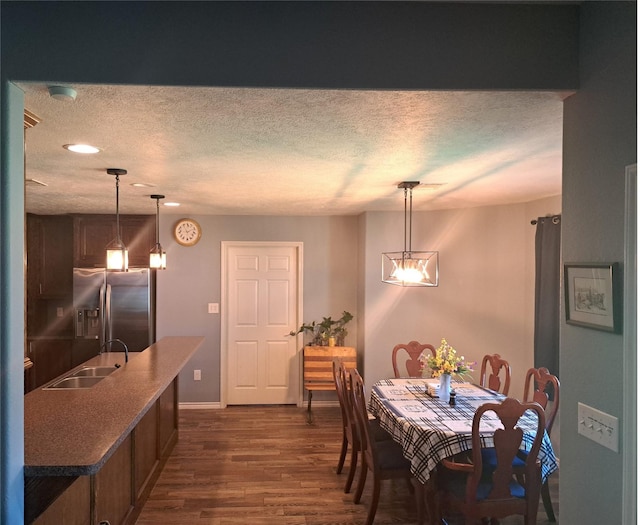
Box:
[173,218,202,246]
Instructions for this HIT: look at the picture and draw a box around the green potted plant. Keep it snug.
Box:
[288,311,353,346]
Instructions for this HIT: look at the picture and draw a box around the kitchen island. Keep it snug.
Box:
[24,336,204,525]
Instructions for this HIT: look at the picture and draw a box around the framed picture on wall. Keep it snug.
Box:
[564,262,621,333]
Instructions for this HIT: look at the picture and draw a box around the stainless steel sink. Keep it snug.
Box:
[70,366,118,377]
[44,376,106,390]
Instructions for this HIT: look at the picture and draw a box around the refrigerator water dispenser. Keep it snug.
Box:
[75,308,101,339]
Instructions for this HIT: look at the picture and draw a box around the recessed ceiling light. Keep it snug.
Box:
[130,182,156,188]
[163,202,181,207]
[63,144,100,154]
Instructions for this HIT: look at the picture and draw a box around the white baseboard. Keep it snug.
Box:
[179,402,223,410]
[179,401,339,410]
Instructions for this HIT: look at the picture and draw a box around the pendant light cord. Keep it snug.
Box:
[403,185,414,255]
[408,186,413,254]
[155,197,160,244]
[115,174,122,244]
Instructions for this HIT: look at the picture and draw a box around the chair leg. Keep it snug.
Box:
[422,476,438,525]
[344,444,358,493]
[353,463,368,504]
[413,479,425,525]
[336,433,348,474]
[541,480,556,522]
[364,477,381,525]
[405,477,415,494]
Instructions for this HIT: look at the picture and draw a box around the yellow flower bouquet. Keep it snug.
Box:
[420,338,474,378]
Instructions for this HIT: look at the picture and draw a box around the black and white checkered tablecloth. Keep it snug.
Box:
[368,378,559,485]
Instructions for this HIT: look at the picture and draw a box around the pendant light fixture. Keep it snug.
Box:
[106,168,129,271]
[149,194,167,270]
[382,181,439,287]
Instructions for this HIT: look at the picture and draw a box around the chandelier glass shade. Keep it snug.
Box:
[382,182,439,287]
[106,169,129,271]
[150,194,167,270]
[382,250,439,287]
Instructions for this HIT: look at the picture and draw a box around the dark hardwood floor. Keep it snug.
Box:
[135,406,559,525]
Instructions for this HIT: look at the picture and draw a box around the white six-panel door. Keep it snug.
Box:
[224,243,301,405]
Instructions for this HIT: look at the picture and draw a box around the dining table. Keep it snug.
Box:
[368,378,559,486]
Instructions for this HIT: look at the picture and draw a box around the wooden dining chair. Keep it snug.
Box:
[349,368,422,525]
[332,357,362,493]
[392,341,436,378]
[479,353,511,395]
[522,366,560,522]
[436,397,546,525]
[332,359,351,477]
[332,359,391,494]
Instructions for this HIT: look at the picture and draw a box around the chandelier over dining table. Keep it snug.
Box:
[382,181,439,287]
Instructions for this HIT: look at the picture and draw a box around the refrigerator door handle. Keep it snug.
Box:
[105,283,113,343]
[99,283,106,346]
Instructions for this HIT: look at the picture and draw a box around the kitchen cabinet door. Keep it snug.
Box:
[120,215,156,267]
[158,378,178,458]
[73,215,155,268]
[27,214,73,298]
[94,433,134,525]
[134,402,159,501]
[73,215,114,268]
[31,476,91,525]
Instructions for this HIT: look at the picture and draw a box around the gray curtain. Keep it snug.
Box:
[534,215,561,378]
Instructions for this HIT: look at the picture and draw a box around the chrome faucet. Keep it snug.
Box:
[100,338,129,363]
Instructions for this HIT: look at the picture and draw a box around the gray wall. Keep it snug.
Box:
[157,197,560,405]
[360,196,561,401]
[560,3,637,524]
[156,215,359,403]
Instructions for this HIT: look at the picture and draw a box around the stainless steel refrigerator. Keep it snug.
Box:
[72,268,156,366]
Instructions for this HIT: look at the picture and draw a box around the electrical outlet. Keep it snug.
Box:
[578,402,619,452]
[56,307,64,318]
[194,369,201,381]
[207,303,219,314]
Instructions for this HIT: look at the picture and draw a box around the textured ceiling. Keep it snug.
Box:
[20,83,566,216]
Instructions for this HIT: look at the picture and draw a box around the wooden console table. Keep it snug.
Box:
[303,346,356,422]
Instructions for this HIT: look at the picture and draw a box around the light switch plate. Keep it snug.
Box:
[578,402,619,452]
[194,369,201,381]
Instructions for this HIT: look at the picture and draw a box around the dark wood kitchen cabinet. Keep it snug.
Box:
[73,214,155,268]
[28,339,73,389]
[26,214,73,299]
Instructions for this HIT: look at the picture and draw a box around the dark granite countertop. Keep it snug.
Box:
[24,336,203,477]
